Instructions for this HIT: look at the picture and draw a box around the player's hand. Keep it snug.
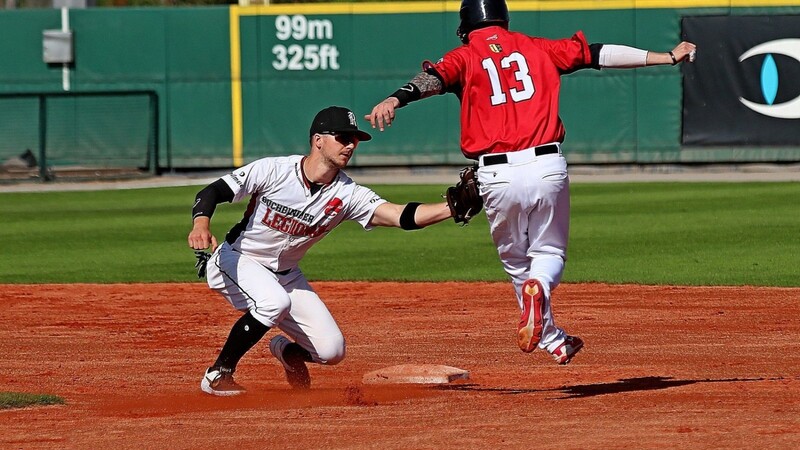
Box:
[188,217,218,251]
[671,41,697,63]
[365,97,400,132]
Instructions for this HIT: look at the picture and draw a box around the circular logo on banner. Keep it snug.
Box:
[738,39,800,119]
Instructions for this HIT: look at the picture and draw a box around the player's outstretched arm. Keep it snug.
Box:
[648,41,697,66]
[365,97,401,132]
[365,71,444,131]
[595,41,696,68]
[369,201,452,229]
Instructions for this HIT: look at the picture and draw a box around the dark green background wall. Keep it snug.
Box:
[1,3,798,171]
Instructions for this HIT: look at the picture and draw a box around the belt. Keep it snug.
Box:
[269,267,292,276]
[481,144,560,166]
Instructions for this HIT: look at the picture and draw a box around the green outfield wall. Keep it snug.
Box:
[1,1,799,172]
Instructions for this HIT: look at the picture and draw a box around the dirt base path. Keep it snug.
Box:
[1,282,798,448]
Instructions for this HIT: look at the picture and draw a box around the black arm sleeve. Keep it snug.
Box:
[192,178,235,220]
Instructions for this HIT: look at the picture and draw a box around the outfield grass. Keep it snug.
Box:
[0,392,65,409]
[1,182,798,286]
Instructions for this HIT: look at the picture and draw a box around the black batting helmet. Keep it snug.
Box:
[456,0,510,44]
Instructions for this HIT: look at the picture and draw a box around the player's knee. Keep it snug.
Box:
[249,295,292,326]
[313,334,346,365]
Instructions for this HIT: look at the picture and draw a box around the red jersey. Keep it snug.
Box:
[430,26,592,159]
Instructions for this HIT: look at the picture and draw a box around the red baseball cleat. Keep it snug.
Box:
[517,279,545,353]
[550,335,584,365]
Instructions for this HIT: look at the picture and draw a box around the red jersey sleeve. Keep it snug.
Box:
[427,47,468,88]
[531,31,592,74]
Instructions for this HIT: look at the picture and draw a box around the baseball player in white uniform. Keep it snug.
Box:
[188,106,452,396]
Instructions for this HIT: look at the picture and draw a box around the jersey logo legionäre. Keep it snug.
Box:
[260,197,329,238]
[489,44,503,53]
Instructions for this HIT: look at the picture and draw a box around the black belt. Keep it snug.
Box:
[482,144,559,166]
[269,267,292,276]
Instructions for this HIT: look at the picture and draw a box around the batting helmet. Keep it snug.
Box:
[456,0,510,44]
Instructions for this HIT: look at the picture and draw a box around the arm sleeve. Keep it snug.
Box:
[192,178,235,220]
[596,44,648,68]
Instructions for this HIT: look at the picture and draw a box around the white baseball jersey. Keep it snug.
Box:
[219,155,387,272]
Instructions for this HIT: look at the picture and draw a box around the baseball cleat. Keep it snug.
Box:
[269,335,311,390]
[549,335,584,365]
[517,279,545,353]
[201,366,245,396]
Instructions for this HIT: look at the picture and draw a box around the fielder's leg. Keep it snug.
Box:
[201,242,292,395]
[269,272,345,389]
[201,311,269,396]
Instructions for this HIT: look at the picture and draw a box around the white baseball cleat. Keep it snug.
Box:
[200,367,245,396]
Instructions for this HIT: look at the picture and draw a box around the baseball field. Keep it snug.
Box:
[1,181,799,448]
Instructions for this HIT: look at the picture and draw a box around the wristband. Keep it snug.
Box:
[669,51,677,65]
[390,83,421,108]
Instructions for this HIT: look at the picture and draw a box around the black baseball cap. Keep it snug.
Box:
[309,106,372,142]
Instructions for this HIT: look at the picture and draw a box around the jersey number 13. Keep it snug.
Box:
[481,52,535,106]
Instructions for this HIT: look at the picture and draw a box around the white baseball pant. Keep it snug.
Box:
[206,242,345,365]
[477,146,570,352]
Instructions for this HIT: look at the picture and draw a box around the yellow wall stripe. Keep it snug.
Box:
[237,1,799,16]
[230,7,244,167]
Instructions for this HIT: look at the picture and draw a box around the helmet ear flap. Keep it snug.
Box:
[457,25,469,44]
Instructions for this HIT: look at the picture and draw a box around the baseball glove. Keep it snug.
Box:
[446,165,483,224]
[194,250,211,279]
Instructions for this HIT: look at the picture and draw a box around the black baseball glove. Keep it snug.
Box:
[194,250,211,279]
[446,165,483,224]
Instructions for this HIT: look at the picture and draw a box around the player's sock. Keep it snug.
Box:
[213,311,270,370]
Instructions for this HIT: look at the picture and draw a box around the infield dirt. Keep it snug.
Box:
[1,282,798,448]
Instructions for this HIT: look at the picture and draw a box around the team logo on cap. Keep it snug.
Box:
[489,44,503,53]
[347,111,357,126]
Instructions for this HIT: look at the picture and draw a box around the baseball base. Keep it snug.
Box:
[362,364,470,385]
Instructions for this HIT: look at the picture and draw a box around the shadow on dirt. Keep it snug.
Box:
[439,376,790,399]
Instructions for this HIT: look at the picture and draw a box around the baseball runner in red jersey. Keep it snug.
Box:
[367,0,696,364]
[188,106,452,395]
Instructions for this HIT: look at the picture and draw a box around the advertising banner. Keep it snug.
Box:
[682,16,800,146]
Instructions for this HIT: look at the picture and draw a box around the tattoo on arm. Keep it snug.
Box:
[411,72,444,98]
